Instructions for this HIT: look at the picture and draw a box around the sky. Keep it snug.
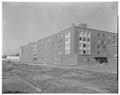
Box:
[2,2,118,55]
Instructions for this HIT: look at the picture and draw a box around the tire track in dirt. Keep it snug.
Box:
[14,73,42,93]
[9,70,42,93]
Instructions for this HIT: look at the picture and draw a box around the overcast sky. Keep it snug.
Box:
[2,2,118,55]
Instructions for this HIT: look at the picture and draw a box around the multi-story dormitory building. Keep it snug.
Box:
[19,23,117,66]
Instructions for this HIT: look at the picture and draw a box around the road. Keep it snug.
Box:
[2,62,118,93]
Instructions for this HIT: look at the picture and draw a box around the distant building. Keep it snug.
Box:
[20,23,117,66]
[7,56,19,62]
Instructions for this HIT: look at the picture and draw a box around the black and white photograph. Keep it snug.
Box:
[2,1,118,93]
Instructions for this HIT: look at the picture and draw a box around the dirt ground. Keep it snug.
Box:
[2,61,118,93]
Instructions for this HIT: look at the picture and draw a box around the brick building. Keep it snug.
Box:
[20,24,117,66]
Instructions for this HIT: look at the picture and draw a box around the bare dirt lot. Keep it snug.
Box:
[2,62,118,93]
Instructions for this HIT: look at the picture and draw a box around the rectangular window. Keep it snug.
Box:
[83,44,86,47]
[84,58,87,62]
[65,37,70,43]
[87,38,90,41]
[65,32,71,54]
[33,58,37,61]
[83,50,86,54]
[79,30,83,36]
[103,34,105,38]
[83,31,87,36]
[83,37,86,41]
[97,51,100,54]
[86,50,90,55]
[65,43,70,54]
[97,45,100,48]
[65,32,71,37]
[112,35,115,39]
[98,33,100,37]
[79,37,82,41]
[87,44,90,49]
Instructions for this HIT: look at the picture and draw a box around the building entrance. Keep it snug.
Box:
[94,57,108,64]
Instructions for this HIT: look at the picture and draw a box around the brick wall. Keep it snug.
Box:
[20,25,117,66]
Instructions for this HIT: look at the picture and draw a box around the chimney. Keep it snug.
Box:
[72,23,75,27]
[78,23,87,28]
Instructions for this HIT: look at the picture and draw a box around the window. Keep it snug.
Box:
[103,34,105,38]
[98,33,100,37]
[83,44,86,47]
[65,32,71,54]
[33,58,37,61]
[83,31,87,36]
[109,35,112,39]
[87,50,90,54]
[97,51,100,54]
[84,58,87,62]
[79,37,82,41]
[87,58,89,62]
[65,33,70,44]
[97,45,100,48]
[83,37,86,41]
[83,50,86,54]
[65,37,70,43]
[79,43,82,47]
[87,38,90,41]
[79,30,83,35]
[113,35,115,39]
[104,41,107,44]
[65,43,70,54]
[87,44,90,48]
[65,32,70,37]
